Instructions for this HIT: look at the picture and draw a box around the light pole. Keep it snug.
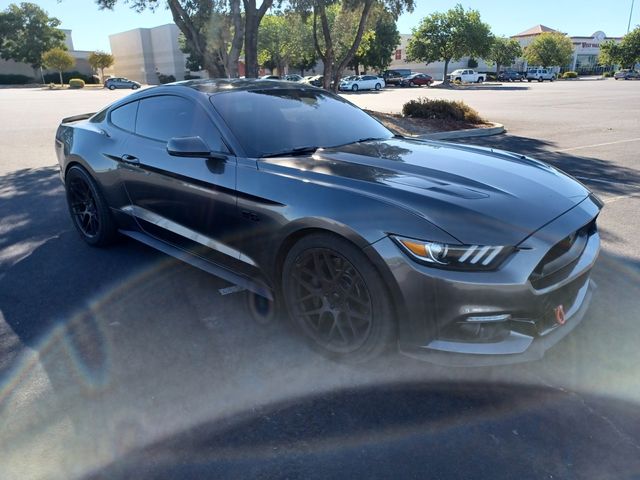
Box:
[629,0,636,33]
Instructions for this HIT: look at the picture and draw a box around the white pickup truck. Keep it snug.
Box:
[448,69,486,83]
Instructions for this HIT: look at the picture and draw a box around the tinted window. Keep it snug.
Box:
[109,101,138,132]
[136,95,227,152]
[210,88,393,157]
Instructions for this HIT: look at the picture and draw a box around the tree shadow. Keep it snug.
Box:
[454,134,640,197]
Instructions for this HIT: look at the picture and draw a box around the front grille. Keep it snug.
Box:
[530,219,596,290]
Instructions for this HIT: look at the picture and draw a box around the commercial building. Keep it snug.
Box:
[108,24,199,84]
[511,25,622,73]
[0,29,94,80]
[387,24,623,79]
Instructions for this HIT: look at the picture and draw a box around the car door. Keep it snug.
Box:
[363,75,374,89]
[117,94,240,267]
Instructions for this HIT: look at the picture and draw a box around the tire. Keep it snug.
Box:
[281,233,395,362]
[455,77,461,82]
[108,85,115,90]
[477,77,484,83]
[132,85,139,90]
[65,165,118,247]
[528,79,532,82]
[374,83,381,91]
[538,77,543,82]
[352,84,358,92]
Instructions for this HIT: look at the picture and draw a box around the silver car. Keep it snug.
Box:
[104,77,141,90]
[613,69,640,80]
[526,68,555,82]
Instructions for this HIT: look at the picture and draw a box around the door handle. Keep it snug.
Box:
[121,154,140,165]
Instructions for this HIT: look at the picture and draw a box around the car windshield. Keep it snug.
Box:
[210,88,393,157]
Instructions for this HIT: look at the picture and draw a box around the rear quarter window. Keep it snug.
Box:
[109,101,138,132]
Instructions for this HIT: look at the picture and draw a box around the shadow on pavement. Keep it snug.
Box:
[84,381,640,480]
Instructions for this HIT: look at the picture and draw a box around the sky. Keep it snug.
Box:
[1,0,637,52]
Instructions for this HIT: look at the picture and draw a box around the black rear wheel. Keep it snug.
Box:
[65,165,118,247]
[282,233,395,361]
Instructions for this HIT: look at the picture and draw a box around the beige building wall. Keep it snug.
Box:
[109,24,191,84]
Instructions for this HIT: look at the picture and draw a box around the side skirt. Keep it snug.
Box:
[119,229,273,300]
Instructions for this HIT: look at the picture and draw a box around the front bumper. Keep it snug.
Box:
[365,195,601,366]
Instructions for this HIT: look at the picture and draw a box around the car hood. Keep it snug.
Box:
[260,138,591,245]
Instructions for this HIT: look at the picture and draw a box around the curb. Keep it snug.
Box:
[417,122,505,140]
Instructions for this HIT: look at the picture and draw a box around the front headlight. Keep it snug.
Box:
[392,235,513,270]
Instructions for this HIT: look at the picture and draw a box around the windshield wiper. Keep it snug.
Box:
[261,146,319,158]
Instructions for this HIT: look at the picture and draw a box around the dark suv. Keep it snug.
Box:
[382,69,412,86]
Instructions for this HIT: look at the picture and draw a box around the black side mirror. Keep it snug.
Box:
[167,136,225,159]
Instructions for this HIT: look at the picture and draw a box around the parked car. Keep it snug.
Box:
[497,71,524,82]
[339,75,385,91]
[283,74,303,82]
[448,69,486,83]
[400,73,433,87]
[104,77,141,90]
[526,68,555,82]
[55,79,602,364]
[382,69,412,86]
[613,69,640,80]
[260,75,280,80]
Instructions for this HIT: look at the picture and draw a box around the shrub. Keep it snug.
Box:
[603,71,613,77]
[562,71,578,79]
[0,74,34,85]
[402,98,485,124]
[184,74,201,80]
[69,78,85,89]
[157,73,176,84]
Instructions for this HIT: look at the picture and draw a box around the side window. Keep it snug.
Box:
[109,101,138,132]
[135,95,228,153]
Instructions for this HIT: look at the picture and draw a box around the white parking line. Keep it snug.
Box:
[555,137,640,152]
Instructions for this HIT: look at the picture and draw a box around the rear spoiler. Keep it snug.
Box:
[61,112,95,124]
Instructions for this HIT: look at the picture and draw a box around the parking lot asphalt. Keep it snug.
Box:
[1,81,640,479]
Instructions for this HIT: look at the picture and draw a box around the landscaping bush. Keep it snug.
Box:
[0,74,33,85]
[184,74,201,80]
[69,78,85,89]
[402,98,484,124]
[562,71,578,79]
[603,71,613,77]
[157,73,176,84]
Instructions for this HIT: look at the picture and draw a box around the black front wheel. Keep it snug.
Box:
[65,165,118,247]
[282,233,395,361]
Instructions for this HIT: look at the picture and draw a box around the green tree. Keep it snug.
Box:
[293,0,413,91]
[97,0,249,78]
[406,4,493,86]
[0,3,66,81]
[618,26,640,68]
[88,51,114,80]
[350,9,399,74]
[42,47,75,85]
[523,32,573,69]
[487,36,522,73]
[599,40,623,69]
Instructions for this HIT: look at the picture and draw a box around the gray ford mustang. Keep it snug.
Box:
[55,79,602,365]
